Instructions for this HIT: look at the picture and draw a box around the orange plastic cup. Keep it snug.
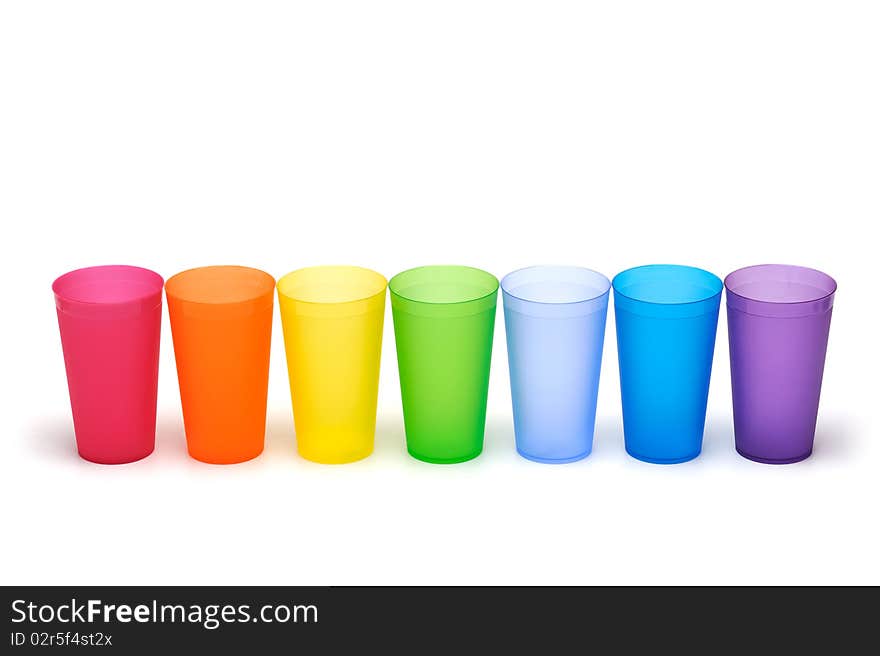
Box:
[165,266,275,464]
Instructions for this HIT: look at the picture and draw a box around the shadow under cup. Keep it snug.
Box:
[390,266,498,464]
[53,265,164,464]
[725,264,836,464]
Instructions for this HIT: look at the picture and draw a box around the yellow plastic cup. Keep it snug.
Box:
[277,266,387,464]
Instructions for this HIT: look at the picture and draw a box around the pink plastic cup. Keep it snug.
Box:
[53,265,164,464]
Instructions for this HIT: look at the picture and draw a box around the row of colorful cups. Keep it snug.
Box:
[52,263,836,466]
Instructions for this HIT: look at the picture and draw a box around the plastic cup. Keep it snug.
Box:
[165,266,275,464]
[725,264,836,464]
[501,266,611,463]
[277,266,387,464]
[389,266,498,463]
[613,265,722,464]
[52,265,164,464]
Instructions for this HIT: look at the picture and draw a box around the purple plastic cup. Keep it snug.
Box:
[724,264,836,464]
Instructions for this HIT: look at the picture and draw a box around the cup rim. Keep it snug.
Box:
[165,265,275,305]
[52,264,164,306]
[389,265,499,306]
[724,263,837,306]
[612,264,723,306]
[276,265,387,305]
[501,265,611,306]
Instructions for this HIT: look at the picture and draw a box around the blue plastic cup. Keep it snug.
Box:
[612,265,722,464]
[502,266,611,463]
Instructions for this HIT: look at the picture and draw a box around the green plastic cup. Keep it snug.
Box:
[389,265,499,463]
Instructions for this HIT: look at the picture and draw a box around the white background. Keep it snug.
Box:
[1,1,878,585]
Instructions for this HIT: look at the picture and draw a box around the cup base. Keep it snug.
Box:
[407,448,482,464]
[77,445,154,465]
[517,448,591,464]
[297,447,373,465]
[187,446,264,465]
[736,447,812,465]
[625,447,701,465]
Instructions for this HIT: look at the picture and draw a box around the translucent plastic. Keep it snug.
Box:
[613,265,722,463]
[277,266,387,464]
[725,264,836,463]
[53,265,164,464]
[165,266,275,464]
[390,266,498,463]
[501,266,611,463]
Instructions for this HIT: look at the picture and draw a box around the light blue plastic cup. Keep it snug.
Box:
[612,265,722,464]
[502,266,611,463]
